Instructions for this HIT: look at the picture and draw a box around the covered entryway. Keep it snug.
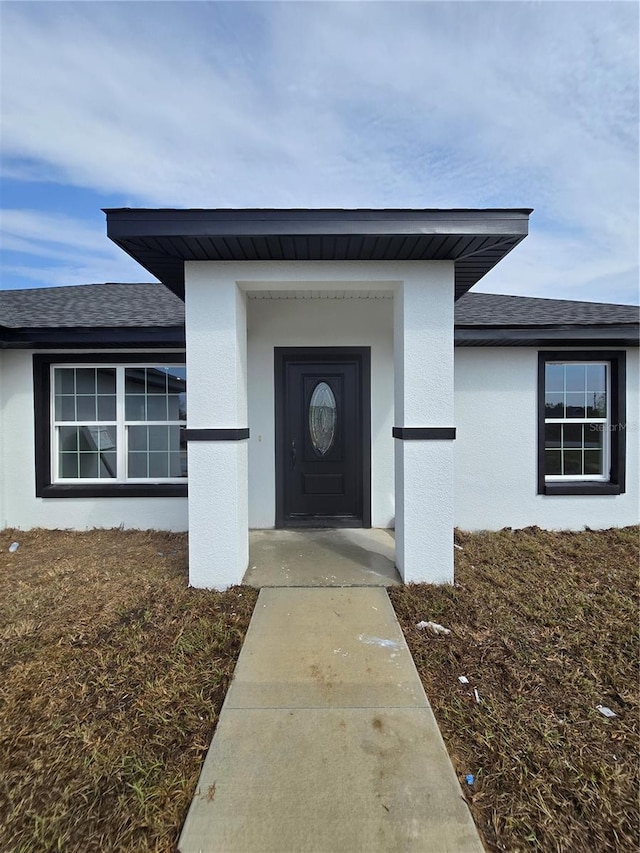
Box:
[105,207,532,589]
[275,347,371,528]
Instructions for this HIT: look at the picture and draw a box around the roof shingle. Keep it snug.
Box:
[0,282,638,330]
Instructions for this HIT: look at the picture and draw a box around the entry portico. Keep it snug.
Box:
[106,208,531,588]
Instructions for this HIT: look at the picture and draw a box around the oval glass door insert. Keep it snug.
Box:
[309,382,337,456]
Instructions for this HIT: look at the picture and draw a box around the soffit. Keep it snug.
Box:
[104,208,532,301]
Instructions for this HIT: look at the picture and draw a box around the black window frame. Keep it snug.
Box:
[537,350,626,496]
[33,353,188,498]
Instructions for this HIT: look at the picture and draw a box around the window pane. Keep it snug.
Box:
[545,363,564,393]
[563,450,582,475]
[146,369,167,394]
[59,426,78,452]
[545,424,561,448]
[148,452,169,478]
[97,369,116,393]
[128,452,147,478]
[97,395,116,420]
[545,450,561,475]
[77,396,97,421]
[584,423,603,450]
[167,394,182,420]
[128,426,147,451]
[76,368,96,394]
[563,423,582,449]
[545,393,564,418]
[95,426,116,451]
[79,453,99,478]
[586,364,606,396]
[586,392,606,418]
[126,395,146,421]
[149,426,169,451]
[99,452,117,478]
[169,452,187,477]
[55,369,75,394]
[55,395,76,421]
[565,364,585,392]
[147,396,168,420]
[565,393,585,419]
[125,369,146,394]
[60,452,79,478]
[584,450,603,475]
[169,425,181,451]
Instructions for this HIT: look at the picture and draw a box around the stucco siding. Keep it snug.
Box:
[454,347,639,530]
[0,349,188,532]
[247,297,395,529]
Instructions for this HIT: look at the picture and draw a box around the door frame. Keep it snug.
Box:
[274,347,371,529]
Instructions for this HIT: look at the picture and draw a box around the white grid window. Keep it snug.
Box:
[544,362,608,480]
[52,365,187,483]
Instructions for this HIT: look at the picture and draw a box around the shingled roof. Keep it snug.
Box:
[0,283,638,347]
[0,283,183,328]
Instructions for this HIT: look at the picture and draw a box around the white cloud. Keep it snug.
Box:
[0,209,156,288]
[0,1,637,301]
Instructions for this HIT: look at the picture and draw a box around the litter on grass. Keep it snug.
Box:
[458,675,469,684]
[596,705,617,718]
[8,542,19,553]
[474,688,481,704]
[465,774,475,786]
[454,544,464,551]
[416,620,451,636]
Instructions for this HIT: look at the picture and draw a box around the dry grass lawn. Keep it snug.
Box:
[390,526,639,853]
[0,528,257,853]
[1,526,638,852]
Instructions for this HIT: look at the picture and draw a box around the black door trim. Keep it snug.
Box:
[274,347,371,529]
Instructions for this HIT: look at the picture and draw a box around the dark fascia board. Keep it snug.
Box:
[0,326,186,349]
[104,208,532,301]
[2,323,637,350]
[455,324,640,347]
[104,207,533,238]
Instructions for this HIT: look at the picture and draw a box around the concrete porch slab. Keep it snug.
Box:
[244,528,401,587]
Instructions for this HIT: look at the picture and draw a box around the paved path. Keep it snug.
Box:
[179,588,484,852]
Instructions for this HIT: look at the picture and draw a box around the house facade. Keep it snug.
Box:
[0,209,638,589]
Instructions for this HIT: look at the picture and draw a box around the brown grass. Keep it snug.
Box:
[0,528,258,853]
[389,526,640,853]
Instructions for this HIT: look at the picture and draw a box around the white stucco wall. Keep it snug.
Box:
[184,264,249,587]
[0,349,188,532]
[454,347,639,530]
[246,296,395,528]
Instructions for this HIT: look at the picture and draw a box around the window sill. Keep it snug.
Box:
[542,482,622,496]
[37,483,188,499]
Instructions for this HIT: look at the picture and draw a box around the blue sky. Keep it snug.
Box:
[1,1,638,304]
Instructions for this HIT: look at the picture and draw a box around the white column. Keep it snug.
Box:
[185,262,248,589]
[394,263,455,584]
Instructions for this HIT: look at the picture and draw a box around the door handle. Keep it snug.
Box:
[291,439,297,468]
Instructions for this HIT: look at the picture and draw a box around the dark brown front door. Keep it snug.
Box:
[275,348,370,528]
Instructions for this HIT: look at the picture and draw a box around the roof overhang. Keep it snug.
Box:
[104,208,532,300]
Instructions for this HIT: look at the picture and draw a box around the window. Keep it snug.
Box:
[34,354,187,498]
[538,352,626,495]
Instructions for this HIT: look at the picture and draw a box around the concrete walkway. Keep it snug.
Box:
[179,587,484,852]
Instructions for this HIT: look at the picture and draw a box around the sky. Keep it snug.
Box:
[0,1,638,304]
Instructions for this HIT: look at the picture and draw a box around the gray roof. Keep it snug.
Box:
[0,283,184,328]
[0,282,638,330]
[455,292,639,326]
